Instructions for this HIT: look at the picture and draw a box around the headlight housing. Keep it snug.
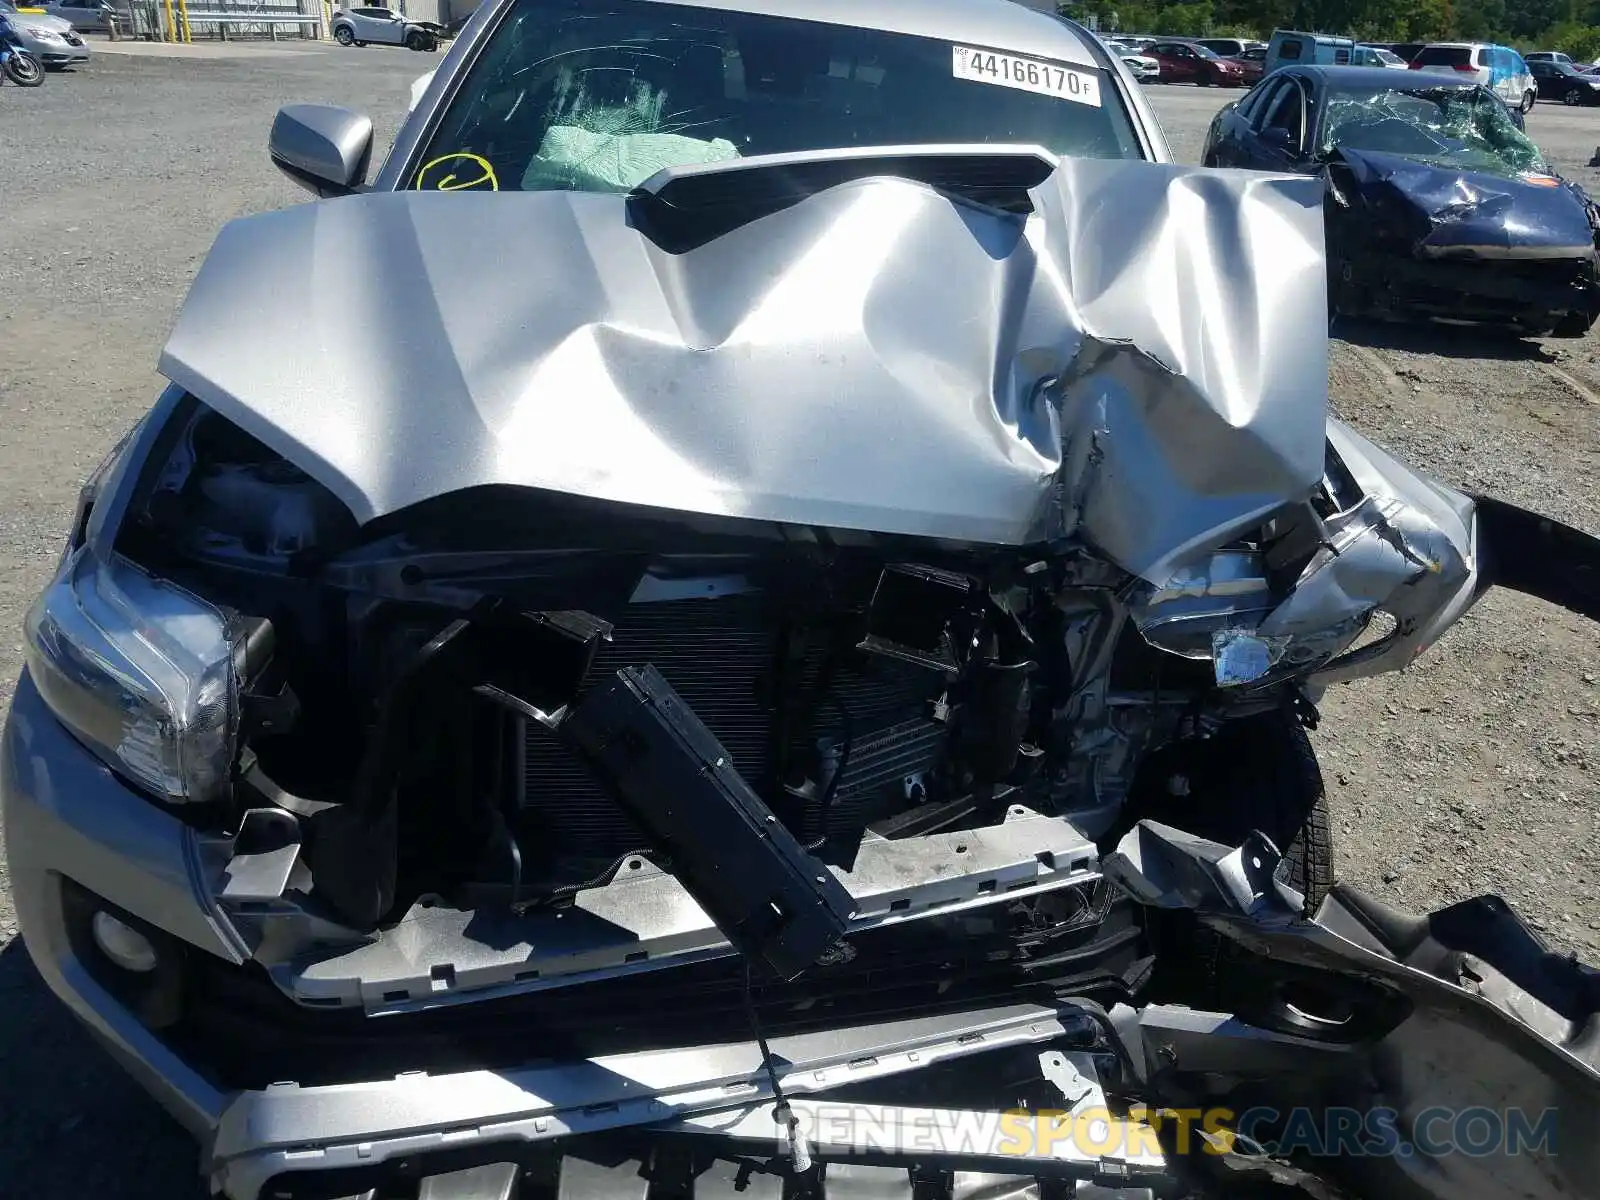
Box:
[29,27,62,40]
[24,545,255,805]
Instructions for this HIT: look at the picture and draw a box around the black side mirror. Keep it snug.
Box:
[269,103,374,198]
[1262,125,1296,149]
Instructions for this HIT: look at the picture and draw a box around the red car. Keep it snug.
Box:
[1145,38,1249,86]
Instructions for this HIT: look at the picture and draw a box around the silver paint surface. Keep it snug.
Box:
[160,157,1327,584]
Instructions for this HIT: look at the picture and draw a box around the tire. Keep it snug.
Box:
[3,49,45,86]
[1565,88,1581,106]
[1522,89,1536,113]
[405,29,426,50]
[333,23,354,44]
[1120,705,1335,911]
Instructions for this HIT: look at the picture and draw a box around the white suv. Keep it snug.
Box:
[1411,42,1536,111]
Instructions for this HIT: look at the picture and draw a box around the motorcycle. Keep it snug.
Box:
[0,15,45,86]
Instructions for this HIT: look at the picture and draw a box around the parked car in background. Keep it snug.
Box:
[1102,36,1161,81]
[1230,44,1267,84]
[330,5,445,50]
[1202,64,1600,337]
[1263,31,1401,74]
[1264,29,1356,75]
[1410,42,1537,112]
[1194,36,1263,57]
[38,0,112,29]
[1119,49,1161,80]
[1363,41,1427,63]
[1144,38,1247,85]
[1530,57,1600,105]
[1526,50,1574,66]
[0,0,86,66]
[1359,44,1410,69]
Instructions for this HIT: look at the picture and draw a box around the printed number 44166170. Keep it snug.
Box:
[952,46,1102,108]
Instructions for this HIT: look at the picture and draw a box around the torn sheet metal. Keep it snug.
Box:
[158,154,1327,583]
[1106,818,1600,1200]
[1127,418,1481,686]
[1302,420,1481,685]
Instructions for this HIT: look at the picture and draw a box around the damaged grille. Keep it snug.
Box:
[518,596,947,861]
[259,1150,1129,1200]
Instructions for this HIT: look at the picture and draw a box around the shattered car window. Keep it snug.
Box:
[1316,85,1546,176]
[411,0,1143,193]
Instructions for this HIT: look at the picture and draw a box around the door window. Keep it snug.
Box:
[1241,78,1280,122]
[1262,79,1304,149]
[1238,76,1280,122]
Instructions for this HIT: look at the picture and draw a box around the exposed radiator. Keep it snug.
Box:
[518,595,945,862]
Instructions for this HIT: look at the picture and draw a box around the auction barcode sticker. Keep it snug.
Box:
[952,45,1101,108]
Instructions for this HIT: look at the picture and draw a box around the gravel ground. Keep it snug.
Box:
[0,54,1596,1197]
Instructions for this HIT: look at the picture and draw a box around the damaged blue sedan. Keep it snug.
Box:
[1203,64,1600,336]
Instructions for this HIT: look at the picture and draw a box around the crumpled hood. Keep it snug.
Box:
[159,157,1329,584]
[1332,146,1599,259]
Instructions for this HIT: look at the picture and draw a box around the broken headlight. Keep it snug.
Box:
[23,544,256,805]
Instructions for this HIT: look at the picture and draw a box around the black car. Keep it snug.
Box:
[1530,58,1600,105]
[1201,65,1600,336]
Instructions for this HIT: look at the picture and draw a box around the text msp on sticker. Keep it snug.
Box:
[952,45,1102,108]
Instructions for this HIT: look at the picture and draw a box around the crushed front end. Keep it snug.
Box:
[6,154,1600,1200]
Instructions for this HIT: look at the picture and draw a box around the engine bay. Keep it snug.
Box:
[116,405,1203,910]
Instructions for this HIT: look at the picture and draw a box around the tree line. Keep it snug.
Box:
[1064,0,1600,61]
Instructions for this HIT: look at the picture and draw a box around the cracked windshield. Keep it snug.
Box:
[1319,84,1548,176]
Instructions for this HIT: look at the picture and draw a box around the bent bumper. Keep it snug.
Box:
[1,670,234,1137]
[23,39,90,63]
[1334,247,1600,334]
[1,672,1148,1200]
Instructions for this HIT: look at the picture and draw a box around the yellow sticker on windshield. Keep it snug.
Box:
[415,152,500,191]
[952,45,1102,108]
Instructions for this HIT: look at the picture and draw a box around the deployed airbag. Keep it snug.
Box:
[521,124,741,192]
